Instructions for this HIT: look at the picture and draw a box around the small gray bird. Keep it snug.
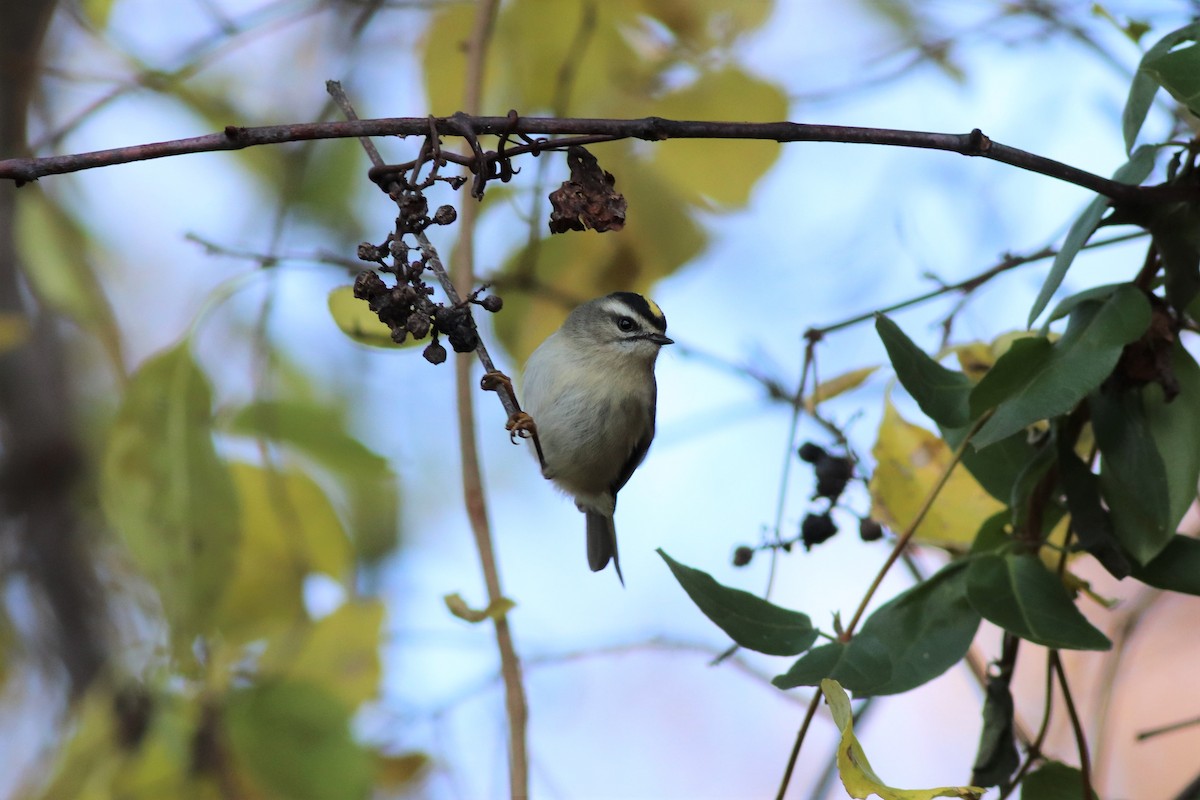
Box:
[522,292,673,583]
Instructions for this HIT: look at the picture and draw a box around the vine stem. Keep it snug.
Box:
[775,409,991,798]
[1052,652,1093,799]
[807,231,1147,339]
[448,2,529,798]
[325,44,528,799]
[1001,648,1057,800]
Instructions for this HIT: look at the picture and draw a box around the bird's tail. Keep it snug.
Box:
[585,511,624,586]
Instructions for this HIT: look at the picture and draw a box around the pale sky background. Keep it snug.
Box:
[7,1,1200,798]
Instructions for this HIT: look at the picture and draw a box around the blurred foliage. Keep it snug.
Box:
[423,0,785,362]
[8,0,791,796]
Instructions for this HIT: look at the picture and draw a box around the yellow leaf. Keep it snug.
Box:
[263,601,385,709]
[869,400,1003,549]
[444,592,516,623]
[820,679,983,800]
[33,688,215,800]
[421,4,474,115]
[805,366,879,411]
[80,0,117,28]
[218,464,353,642]
[948,332,1043,381]
[650,67,788,207]
[375,752,431,790]
[0,313,30,353]
[950,342,993,381]
[1039,515,1071,571]
[327,286,405,349]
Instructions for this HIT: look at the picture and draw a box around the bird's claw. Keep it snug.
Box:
[506,411,536,444]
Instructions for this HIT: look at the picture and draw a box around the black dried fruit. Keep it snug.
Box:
[798,442,826,464]
[859,518,884,542]
[423,340,447,364]
[801,512,838,550]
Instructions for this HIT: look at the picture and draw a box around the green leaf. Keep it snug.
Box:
[226,399,400,562]
[970,667,1018,788]
[875,314,972,428]
[965,554,1111,650]
[1137,341,1200,534]
[225,681,372,800]
[1148,202,1200,311]
[1041,282,1122,329]
[1131,535,1200,595]
[772,637,891,695]
[1146,40,1200,117]
[262,601,384,710]
[1123,22,1200,153]
[944,424,1038,504]
[101,341,240,657]
[1089,345,1199,566]
[1006,439,1058,541]
[845,561,980,695]
[775,563,980,696]
[1019,761,1098,800]
[969,511,1012,555]
[1057,440,1131,579]
[975,286,1151,449]
[968,337,1052,420]
[15,188,124,370]
[658,550,817,656]
[1028,146,1157,325]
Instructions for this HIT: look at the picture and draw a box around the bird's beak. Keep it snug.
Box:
[648,333,674,346]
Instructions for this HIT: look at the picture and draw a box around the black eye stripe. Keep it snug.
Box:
[608,292,667,332]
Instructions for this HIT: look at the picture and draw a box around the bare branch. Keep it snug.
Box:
[3,115,1192,205]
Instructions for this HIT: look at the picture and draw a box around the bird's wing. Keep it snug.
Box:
[609,393,656,497]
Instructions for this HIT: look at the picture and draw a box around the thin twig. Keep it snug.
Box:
[326,74,529,800]
[807,231,1148,339]
[1136,714,1200,742]
[1051,652,1093,800]
[3,116,1192,205]
[775,691,822,800]
[768,341,818,597]
[1001,648,1057,799]
[447,2,529,797]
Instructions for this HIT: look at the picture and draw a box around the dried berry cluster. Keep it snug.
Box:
[352,195,501,364]
[732,440,884,568]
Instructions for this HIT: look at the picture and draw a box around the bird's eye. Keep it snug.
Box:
[616,316,636,332]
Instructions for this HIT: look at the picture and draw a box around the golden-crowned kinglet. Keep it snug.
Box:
[522,292,673,584]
